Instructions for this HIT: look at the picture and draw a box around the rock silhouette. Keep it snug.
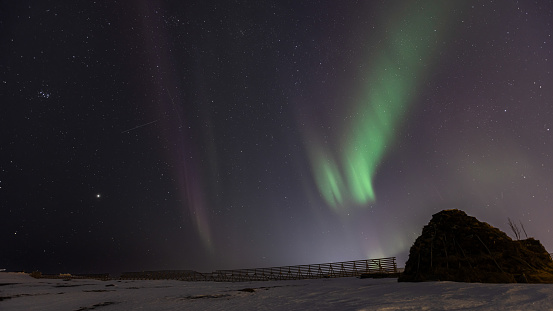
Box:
[399,209,553,283]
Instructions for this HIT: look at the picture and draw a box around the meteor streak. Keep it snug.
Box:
[121,119,159,133]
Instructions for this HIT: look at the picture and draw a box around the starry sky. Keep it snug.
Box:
[1,0,552,274]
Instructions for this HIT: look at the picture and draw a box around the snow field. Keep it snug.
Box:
[1,272,553,310]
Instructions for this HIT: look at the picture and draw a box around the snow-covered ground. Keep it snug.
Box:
[1,272,553,310]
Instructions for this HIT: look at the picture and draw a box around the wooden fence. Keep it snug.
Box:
[120,257,398,282]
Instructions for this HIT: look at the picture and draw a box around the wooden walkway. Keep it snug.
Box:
[120,257,398,282]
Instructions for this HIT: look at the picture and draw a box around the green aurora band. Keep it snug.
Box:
[309,1,455,209]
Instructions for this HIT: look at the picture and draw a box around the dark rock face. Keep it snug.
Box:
[399,209,553,283]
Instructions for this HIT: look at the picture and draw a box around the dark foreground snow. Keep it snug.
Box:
[1,272,553,310]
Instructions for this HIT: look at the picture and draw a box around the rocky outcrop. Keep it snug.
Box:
[399,209,553,283]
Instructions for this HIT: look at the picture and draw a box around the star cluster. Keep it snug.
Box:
[1,1,552,274]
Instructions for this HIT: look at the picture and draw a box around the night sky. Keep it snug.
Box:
[2,0,552,274]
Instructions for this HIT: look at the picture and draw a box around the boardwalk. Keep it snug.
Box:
[120,257,398,282]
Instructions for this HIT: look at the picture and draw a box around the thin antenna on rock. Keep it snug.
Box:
[520,221,528,239]
[508,218,521,240]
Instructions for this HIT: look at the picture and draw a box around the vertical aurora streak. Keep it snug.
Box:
[309,1,453,209]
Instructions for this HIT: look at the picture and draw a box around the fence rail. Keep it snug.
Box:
[120,257,397,282]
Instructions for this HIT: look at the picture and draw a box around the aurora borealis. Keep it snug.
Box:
[2,0,553,274]
[307,1,453,208]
